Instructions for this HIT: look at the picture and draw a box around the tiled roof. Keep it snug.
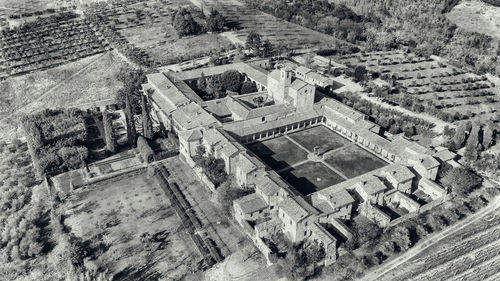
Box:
[279,196,319,223]
[432,148,456,162]
[310,222,336,246]
[290,79,308,91]
[224,109,321,137]
[146,73,190,107]
[296,66,312,75]
[420,156,440,169]
[383,165,415,183]
[255,174,281,197]
[318,188,355,210]
[358,176,387,196]
[171,102,218,130]
[172,62,269,87]
[234,193,268,214]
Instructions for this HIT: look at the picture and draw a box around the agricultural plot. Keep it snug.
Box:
[63,174,204,280]
[0,13,108,77]
[377,211,500,281]
[90,0,234,65]
[192,0,341,50]
[335,51,500,121]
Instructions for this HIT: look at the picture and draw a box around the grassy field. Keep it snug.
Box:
[446,0,500,39]
[289,125,351,152]
[63,173,204,280]
[325,144,388,179]
[247,137,308,171]
[0,51,128,139]
[280,161,345,195]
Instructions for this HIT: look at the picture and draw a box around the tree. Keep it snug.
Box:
[220,70,243,92]
[172,8,200,36]
[205,75,225,98]
[240,80,258,94]
[466,122,482,150]
[354,65,368,82]
[259,39,273,57]
[115,67,146,114]
[141,95,153,139]
[482,125,495,149]
[442,167,482,196]
[253,96,265,107]
[246,31,262,51]
[453,121,468,148]
[206,9,226,32]
[102,111,116,153]
[125,93,137,146]
[197,72,207,91]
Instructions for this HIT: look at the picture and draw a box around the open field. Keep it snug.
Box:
[0,51,128,138]
[64,173,204,280]
[362,197,500,281]
[190,0,342,50]
[334,50,500,122]
[247,125,388,195]
[446,0,500,39]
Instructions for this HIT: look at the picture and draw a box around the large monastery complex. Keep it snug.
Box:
[143,60,458,266]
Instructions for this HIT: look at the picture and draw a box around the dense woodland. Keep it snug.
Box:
[246,0,499,75]
[22,109,89,178]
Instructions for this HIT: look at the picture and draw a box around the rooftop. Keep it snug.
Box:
[357,176,388,196]
[234,193,268,214]
[171,102,218,131]
[384,165,415,183]
[280,196,319,223]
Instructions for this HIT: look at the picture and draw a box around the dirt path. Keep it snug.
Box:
[359,196,500,281]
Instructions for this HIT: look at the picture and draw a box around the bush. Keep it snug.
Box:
[137,136,154,163]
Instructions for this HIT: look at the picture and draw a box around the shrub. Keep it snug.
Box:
[137,136,154,163]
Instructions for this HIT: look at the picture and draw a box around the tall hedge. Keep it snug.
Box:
[141,95,153,139]
[125,93,137,146]
[102,110,116,153]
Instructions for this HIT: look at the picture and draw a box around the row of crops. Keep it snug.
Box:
[386,214,500,281]
[336,51,500,118]
[0,16,108,77]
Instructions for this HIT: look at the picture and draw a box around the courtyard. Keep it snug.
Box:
[247,125,389,196]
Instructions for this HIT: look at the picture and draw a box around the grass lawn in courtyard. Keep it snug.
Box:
[279,161,345,196]
[325,144,388,179]
[288,125,351,153]
[246,136,308,170]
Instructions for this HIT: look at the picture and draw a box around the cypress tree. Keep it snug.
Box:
[141,95,153,139]
[125,93,137,146]
[102,110,116,153]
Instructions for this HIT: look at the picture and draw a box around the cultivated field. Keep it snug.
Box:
[190,0,342,50]
[63,173,204,280]
[247,125,388,195]
[0,51,128,138]
[374,203,500,281]
[335,50,500,122]
[446,0,500,39]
